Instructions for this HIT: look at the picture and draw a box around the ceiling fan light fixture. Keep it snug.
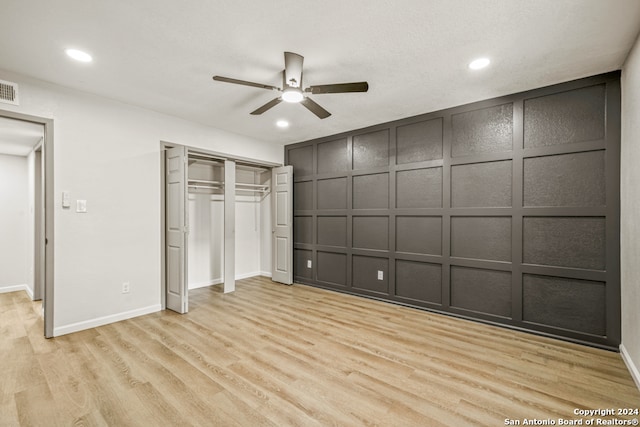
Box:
[282,88,303,103]
[212,51,368,118]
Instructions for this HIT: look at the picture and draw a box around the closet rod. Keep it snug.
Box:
[189,179,224,185]
[236,188,268,193]
[189,184,223,189]
[235,182,269,188]
[188,152,225,162]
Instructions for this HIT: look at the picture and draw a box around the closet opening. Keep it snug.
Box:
[161,143,292,314]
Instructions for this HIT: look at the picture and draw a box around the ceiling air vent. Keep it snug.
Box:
[0,79,19,105]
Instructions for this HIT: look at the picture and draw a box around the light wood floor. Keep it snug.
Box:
[1,276,639,426]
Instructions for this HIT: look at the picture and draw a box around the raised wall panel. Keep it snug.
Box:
[317,177,347,209]
[451,160,512,207]
[317,252,347,286]
[451,103,513,157]
[451,266,512,318]
[353,216,389,251]
[524,84,606,148]
[396,167,442,208]
[294,181,313,211]
[451,217,511,262]
[353,173,389,209]
[395,260,441,303]
[294,216,313,244]
[396,216,441,255]
[523,275,606,336]
[294,249,313,279]
[523,151,605,207]
[317,216,347,247]
[288,145,313,176]
[523,217,606,270]
[396,118,443,164]
[352,255,388,294]
[286,72,620,349]
[353,129,389,170]
[318,138,348,174]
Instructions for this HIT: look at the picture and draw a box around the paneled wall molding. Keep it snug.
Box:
[286,71,621,350]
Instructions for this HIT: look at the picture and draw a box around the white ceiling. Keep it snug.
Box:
[1,0,639,146]
[0,116,44,156]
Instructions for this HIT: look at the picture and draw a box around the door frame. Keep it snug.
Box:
[33,142,44,301]
[160,141,280,310]
[0,109,55,338]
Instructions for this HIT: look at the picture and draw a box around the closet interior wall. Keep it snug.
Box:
[187,152,271,290]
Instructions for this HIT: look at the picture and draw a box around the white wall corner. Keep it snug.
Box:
[53,304,161,337]
[620,344,640,391]
[24,284,34,300]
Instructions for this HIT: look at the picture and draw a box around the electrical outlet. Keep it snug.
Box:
[122,282,130,294]
[377,270,384,280]
[307,260,312,268]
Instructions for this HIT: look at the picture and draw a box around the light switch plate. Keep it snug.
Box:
[377,270,384,280]
[307,260,312,268]
[62,191,70,208]
[76,199,87,213]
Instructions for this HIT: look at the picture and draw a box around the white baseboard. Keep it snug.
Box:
[620,344,640,390]
[189,278,223,290]
[53,304,161,337]
[0,284,29,294]
[189,272,269,290]
[236,271,262,280]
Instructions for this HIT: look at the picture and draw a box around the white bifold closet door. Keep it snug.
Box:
[166,146,188,313]
[271,165,293,285]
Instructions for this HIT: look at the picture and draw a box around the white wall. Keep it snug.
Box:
[235,194,263,278]
[188,194,224,288]
[0,69,283,335]
[621,33,640,388]
[0,154,29,291]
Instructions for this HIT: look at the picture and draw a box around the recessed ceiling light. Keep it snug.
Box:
[276,120,289,128]
[469,57,490,70]
[65,48,93,63]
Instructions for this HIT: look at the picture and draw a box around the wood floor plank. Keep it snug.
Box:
[1,277,639,426]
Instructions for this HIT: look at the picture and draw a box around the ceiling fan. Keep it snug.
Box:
[212,52,369,119]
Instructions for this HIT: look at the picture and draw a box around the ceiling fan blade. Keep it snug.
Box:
[300,97,331,119]
[284,52,304,89]
[305,82,369,94]
[250,97,283,115]
[212,75,279,91]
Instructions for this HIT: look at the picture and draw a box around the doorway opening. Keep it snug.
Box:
[0,110,54,337]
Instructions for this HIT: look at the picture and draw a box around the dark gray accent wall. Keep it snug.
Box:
[286,71,621,349]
